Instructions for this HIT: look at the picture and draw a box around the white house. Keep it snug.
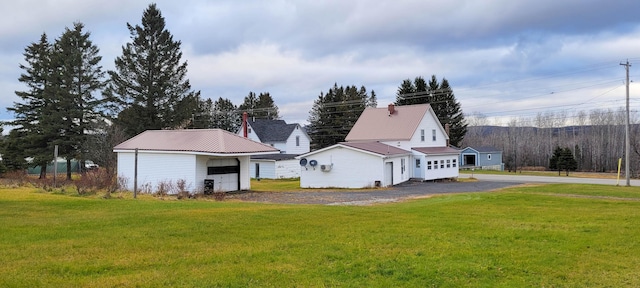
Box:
[237,118,310,154]
[299,104,460,188]
[299,142,411,188]
[113,129,279,193]
[237,118,311,178]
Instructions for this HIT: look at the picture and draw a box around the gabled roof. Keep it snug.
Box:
[113,129,279,155]
[345,104,445,141]
[412,146,461,155]
[248,119,298,142]
[251,154,299,161]
[298,141,410,158]
[341,142,410,156]
[465,146,501,153]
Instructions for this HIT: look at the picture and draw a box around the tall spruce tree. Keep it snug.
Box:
[51,22,105,179]
[395,75,467,147]
[307,84,377,150]
[104,3,201,138]
[213,97,240,132]
[238,92,279,120]
[7,33,56,178]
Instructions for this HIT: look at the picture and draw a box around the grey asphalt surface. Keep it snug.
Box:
[459,173,640,186]
[226,179,524,205]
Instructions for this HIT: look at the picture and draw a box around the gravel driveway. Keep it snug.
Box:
[225,180,523,205]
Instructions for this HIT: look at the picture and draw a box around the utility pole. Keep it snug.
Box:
[621,60,631,186]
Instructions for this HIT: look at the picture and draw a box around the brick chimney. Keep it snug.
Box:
[242,112,248,138]
[444,123,450,146]
[388,103,395,116]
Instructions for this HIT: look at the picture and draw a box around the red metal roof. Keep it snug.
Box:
[113,129,279,155]
[345,104,431,141]
[341,142,410,156]
[412,146,461,155]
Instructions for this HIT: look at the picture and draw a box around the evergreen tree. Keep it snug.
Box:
[549,146,577,176]
[213,97,240,132]
[51,22,105,179]
[307,84,376,150]
[7,33,56,178]
[104,3,201,138]
[437,78,467,147]
[395,75,467,147]
[238,92,279,120]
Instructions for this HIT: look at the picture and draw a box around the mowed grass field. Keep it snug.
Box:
[1,184,640,287]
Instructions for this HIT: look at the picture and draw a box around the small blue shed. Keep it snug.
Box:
[460,146,503,171]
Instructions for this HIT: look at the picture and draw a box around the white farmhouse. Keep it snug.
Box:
[114,129,279,193]
[299,104,460,188]
[237,118,311,179]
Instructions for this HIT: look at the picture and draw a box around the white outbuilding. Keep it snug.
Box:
[298,142,411,188]
[113,129,279,193]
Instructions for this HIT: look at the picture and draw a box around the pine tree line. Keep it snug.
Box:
[307,84,377,150]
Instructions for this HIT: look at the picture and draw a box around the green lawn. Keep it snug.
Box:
[1,185,639,287]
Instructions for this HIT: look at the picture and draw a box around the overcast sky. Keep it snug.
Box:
[2,0,640,127]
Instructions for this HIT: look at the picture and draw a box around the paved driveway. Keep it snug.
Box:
[458,173,640,186]
[226,180,523,205]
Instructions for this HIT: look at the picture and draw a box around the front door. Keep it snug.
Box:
[385,162,393,187]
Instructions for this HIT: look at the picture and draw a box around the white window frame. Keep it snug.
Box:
[420,129,425,142]
[432,129,436,141]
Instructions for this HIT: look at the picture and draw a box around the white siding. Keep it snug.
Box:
[284,126,311,154]
[117,152,196,193]
[250,159,301,179]
[421,153,460,180]
[272,142,286,152]
[300,146,409,188]
[275,159,302,178]
[250,160,276,179]
[379,110,448,150]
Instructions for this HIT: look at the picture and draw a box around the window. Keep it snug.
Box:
[416,159,421,168]
[433,160,438,169]
[427,161,432,170]
[432,129,436,141]
[247,128,252,133]
[296,136,300,146]
[440,162,445,169]
[447,159,451,168]
[401,159,405,174]
[453,159,457,168]
[487,154,492,161]
[420,129,425,141]
[208,165,240,175]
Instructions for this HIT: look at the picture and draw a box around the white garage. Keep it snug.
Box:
[114,129,279,193]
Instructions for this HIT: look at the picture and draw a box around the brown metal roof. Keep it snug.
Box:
[345,104,431,141]
[412,146,461,155]
[113,129,279,155]
[341,142,410,156]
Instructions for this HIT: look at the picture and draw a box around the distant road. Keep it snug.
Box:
[458,173,640,186]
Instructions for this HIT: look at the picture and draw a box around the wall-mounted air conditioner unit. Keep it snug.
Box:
[320,164,332,172]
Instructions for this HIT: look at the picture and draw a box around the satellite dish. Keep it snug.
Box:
[299,158,308,166]
[309,160,318,167]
